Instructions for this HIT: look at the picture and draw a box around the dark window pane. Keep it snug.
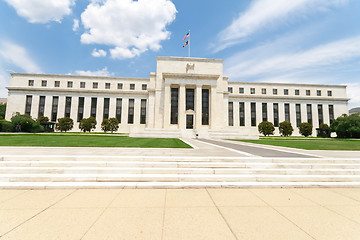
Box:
[251,102,256,126]
[202,89,209,125]
[186,88,194,110]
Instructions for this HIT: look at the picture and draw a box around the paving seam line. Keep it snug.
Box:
[196,139,257,157]
[179,138,199,149]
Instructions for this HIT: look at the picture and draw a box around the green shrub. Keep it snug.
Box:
[10,113,43,132]
[101,119,110,132]
[0,120,14,132]
[101,118,119,133]
[258,121,275,136]
[0,103,6,119]
[330,114,360,138]
[79,117,97,132]
[299,122,313,137]
[55,117,74,132]
[37,116,49,124]
[279,121,293,137]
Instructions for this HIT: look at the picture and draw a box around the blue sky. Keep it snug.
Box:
[0,0,359,108]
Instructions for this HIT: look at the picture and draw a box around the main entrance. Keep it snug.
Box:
[186,115,193,129]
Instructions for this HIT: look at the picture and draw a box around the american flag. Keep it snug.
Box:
[183,32,190,41]
[182,40,189,48]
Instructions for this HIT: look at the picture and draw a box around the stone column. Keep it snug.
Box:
[31,95,39,119]
[71,96,79,122]
[109,97,117,118]
[163,84,171,128]
[43,95,52,120]
[83,96,91,119]
[195,85,202,129]
[245,101,251,128]
[134,97,141,125]
[147,91,155,128]
[210,86,217,129]
[56,95,65,119]
[96,97,104,131]
[234,101,239,127]
[179,85,186,129]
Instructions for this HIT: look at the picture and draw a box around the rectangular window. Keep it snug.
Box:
[318,104,323,125]
[306,90,311,96]
[51,96,59,122]
[77,97,84,122]
[91,97,97,118]
[239,88,244,94]
[295,89,300,95]
[284,89,289,95]
[105,83,110,89]
[25,95,32,115]
[67,81,73,88]
[317,90,321,96]
[130,84,135,90]
[250,88,255,94]
[171,88,179,124]
[38,96,46,118]
[93,82,98,89]
[55,81,60,87]
[251,102,256,126]
[202,89,209,125]
[28,80,34,86]
[261,88,266,94]
[186,88,194,110]
[327,90,332,96]
[116,98,122,123]
[262,103,267,122]
[140,99,147,124]
[228,102,233,126]
[284,103,290,122]
[239,102,245,126]
[64,97,72,118]
[142,84,147,90]
[329,105,334,124]
[307,104,312,125]
[273,103,279,127]
[128,99,134,124]
[41,80,47,87]
[117,83,123,89]
[228,87,233,93]
[103,98,110,120]
[296,104,301,127]
[80,82,85,88]
[273,89,278,95]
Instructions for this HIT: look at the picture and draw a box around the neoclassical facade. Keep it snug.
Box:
[5,56,349,138]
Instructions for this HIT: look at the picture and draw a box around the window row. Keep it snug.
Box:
[25,95,147,125]
[228,102,334,128]
[228,87,332,96]
[28,80,147,91]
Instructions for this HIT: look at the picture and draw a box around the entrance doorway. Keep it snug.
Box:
[186,115,194,129]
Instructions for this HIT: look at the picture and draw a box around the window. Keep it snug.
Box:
[327,90,332,96]
[105,83,110,89]
[317,90,321,96]
[171,88,179,124]
[307,104,312,125]
[228,87,233,93]
[142,84,147,90]
[273,89,278,95]
[306,90,311,96]
[103,98,110,120]
[130,84,135,90]
[239,102,245,126]
[80,82,85,88]
[318,104,323,125]
[91,97,97,118]
[51,96,59,122]
[116,98,122,122]
[140,99,147,124]
[93,82,98,89]
[77,97,84,122]
[38,96,46,118]
[186,88,194,110]
[296,104,301,127]
[28,80,34,86]
[261,88,266,94]
[128,99,134,124]
[239,88,244,94]
[295,89,300,95]
[67,81,73,88]
[329,105,334,124]
[55,81,60,87]
[25,95,32,115]
[273,103,279,127]
[41,80,47,87]
[228,102,233,126]
[251,102,256,126]
[262,103,267,122]
[202,89,209,125]
[64,97,72,118]
[117,83,123,89]
[284,89,289,95]
[284,103,290,122]
[250,88,255,94]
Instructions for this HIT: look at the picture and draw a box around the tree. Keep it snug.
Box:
[101,119,110,132]
[330,114,360,138]
[79,117,97,132]
[299,122,313,137]
[55,117,74,132]
[108,118,119,133]
[36,116,49,124]
[279,121,293,137]
[0,103,6,119]
[258,121,275,136]
[0,120,14,132]
[11,113,43,132]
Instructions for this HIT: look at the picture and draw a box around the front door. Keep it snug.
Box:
[186,115,193,129]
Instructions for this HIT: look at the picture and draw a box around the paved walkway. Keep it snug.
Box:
[0,188,360,239]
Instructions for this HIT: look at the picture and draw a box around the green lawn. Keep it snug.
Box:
[0,134,191,148]
[233,137,360,151]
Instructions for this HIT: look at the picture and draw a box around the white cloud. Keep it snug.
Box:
[91,48,107,57]
[347,83,360,108]
[72,19,80,31]
[4,0,75,23]
[80,0,177,59]
[215,0,348,51]
[75,67,112,77]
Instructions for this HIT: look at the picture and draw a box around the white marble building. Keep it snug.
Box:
[5,56,349,138]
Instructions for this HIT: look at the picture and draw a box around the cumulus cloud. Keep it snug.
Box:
[72,19,80,31]
[75,67,112,77]
[80,0,177,59]
[3,0,75,24]
[215,0,348,51]
[91,48,107,57]
[347,83,360,109]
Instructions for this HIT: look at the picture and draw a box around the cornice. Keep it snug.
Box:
[157,56,223,63]
[10,73,149,81]
[162,72,220,80]
[228,81,347,88]
[229,95,349,102]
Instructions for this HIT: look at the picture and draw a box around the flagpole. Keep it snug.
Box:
[188,30,191,58]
